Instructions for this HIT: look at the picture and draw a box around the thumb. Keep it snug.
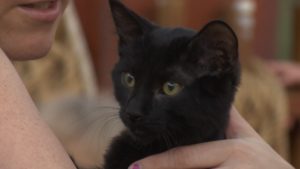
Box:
[226,107,261,139]
[128,141,233,169]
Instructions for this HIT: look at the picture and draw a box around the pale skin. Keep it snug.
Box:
[0,0,295,169]
[0,49,76,169]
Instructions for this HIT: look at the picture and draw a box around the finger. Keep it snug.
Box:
[226,107,261,139]
[129,140,233,169]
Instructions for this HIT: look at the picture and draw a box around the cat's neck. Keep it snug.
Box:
[125,129,225,153]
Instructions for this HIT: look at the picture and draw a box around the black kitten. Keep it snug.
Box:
[103,0,240,169]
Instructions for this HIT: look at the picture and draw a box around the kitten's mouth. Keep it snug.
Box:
[132,129,144,136]
[128,128,157,144]
[130,128,148,138]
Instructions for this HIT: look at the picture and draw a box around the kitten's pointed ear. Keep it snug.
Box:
[109,0,154,44]
[188,21,239,76]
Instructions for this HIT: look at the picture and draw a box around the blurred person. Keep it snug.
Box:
[0,1,295,169]
[268,61,300,87]
[267,60,300,127]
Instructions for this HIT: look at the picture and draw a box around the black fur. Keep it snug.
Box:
[103,0,240,168]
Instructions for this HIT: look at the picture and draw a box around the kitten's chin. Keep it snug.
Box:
[128,129,158,145]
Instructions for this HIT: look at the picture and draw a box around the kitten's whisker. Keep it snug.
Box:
[92,106,120,111]
[86,114,122,153]
[167,130,177,147]
[167,129,180,147]
[98,116,121,137]
[81,112,119,130]
[67,105,120,129]
[167,130,180,147]
[161,134,171,149]
[160,130,174,149]
[95,116,122,152]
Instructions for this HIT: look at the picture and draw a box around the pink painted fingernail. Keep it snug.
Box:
[128,163,141,169]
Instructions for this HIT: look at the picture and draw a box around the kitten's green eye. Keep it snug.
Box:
[122,73,135,88]
[162,82,183,96]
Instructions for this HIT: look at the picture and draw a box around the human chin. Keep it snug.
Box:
[5,28,55,60]
[17,40,53,60]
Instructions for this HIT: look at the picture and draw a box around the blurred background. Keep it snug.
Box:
[12,0,300,168]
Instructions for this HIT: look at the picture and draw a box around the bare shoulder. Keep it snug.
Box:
[0,48,76,169]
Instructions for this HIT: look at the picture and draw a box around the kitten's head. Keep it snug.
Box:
[109,0,240,145]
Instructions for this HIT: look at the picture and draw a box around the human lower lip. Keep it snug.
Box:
[18,0,61,22]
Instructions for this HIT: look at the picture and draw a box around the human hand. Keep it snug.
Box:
[267,61,300,87]
[128,108,295,169]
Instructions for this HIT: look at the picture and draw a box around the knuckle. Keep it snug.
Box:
[230,139,253,157]
[166,147,191,167]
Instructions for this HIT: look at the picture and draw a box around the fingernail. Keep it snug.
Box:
[128,163,141,169]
